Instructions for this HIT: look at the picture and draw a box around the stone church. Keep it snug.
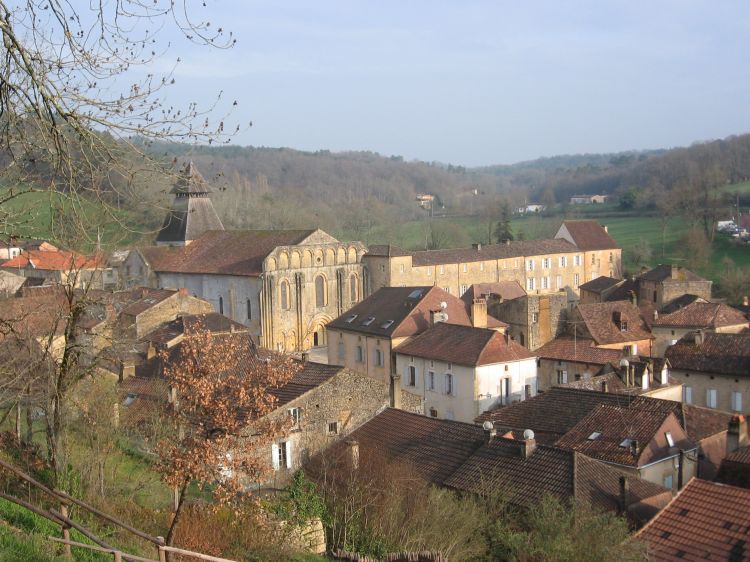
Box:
[124,163,367,352]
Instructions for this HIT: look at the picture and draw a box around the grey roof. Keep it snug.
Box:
[156,196,225,244]
[171,161,212,194]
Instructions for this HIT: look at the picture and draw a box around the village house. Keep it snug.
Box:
[393,322,537,423]
[636,478,750,561]
[665,331,750,414]
[535,336,625,390]
[123,163,367,352]
[325,286,471,384]
[578,275,628,304]
[636,265,713,310]
[476,387,741,482]
[650,301,749,357]
[1,245,105,289]
[315,408,670,523]
[487,289,569,350]
[362,220,620,297]
[570,300,654,356]
[569,194,609,205]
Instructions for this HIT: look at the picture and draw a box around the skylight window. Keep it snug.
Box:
[345,314,358,323]
[380,320,394,330]
[587,432,601,441]
[407,289,423,299]
[362,317,375,326]
[619,438,633,448]
[665,431,675,447]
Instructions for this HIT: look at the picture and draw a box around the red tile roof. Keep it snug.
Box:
[636,478,750,562]
[408,239,579,267]
[460,282,526,306]
[653,302,749,329]
[1,248,102,271]
[394,323,535,367]
[665,332,750,377]
[576,301,653,346]
[140,229,320,276]
[0,294,69,339]
[327,286,471,339]
[536,336,624,365]
[558,220,619,251]
[269,362,344,408]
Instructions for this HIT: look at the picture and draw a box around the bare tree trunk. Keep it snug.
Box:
[14,403,21,443]
[25,403,33,445]
[165,481,189,557]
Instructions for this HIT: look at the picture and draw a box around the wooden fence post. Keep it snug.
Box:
[113,550,122,562]
[157,536,167,562]
[59,503,72,559]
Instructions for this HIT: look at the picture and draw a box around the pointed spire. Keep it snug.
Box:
[170,160,212,195]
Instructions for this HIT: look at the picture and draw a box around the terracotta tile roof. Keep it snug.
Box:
[395,323,534,367]
[681,405,734,442]
[142,313,247,345]
[665,332,750,377]
[561,369,681,397]
[603,278,638,303]
[444,440,668,515]
[576,301,653,345]
[579,276,622,294]
[140,229,319,276]
[536,336,624,365]
[0,294,69,339]
[554,405,695,467]
[269,362,343,408]
[636,479,750,562]
[120,289,179,317]
[660,294,708,314]
[725,445,750,465]
[327,286,471,339]
[346,408,486,486]
[558,220,619,250]
[653,302,748,329]
[408,239,579,267]
[475,387,638,439]
[716,446,750,489]
[1,248,102,271]
[637,264,707,283]
[460,282,526,306]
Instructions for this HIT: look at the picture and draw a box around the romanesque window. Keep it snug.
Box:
[280,280,290,310]
[349,273,358,302]
[315,275,327,308]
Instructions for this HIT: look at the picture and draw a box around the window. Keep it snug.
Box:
[559,256,567,267]
[327,422,339,435]
[556,275,562,289]
[526,259,535,271]
[439,265,445,275]
[375,349,384,367]
[479,262,484,271]
[683,385,693,404]
[427,371,435,391]
[532,312,539,323]
[407,365,416,386]
[541,276,549,290]
[460,284,468,296]
[462,264,468,273]
[557,370,568,384]
[542,258,550,269]
[665,432,675,447]
[732,391,743,412]
[247,298,252,320]
[609,252,613,263]
[591,254,596,265]
[663,474,673,490]
[338,341,345,361]
[707,388,718,409]
[573,255,581,266]
[218,296,224,315]
[280,280,290,310]
[288,407,301,428]
[315,275,327,308]
[427,267,433,276]
[444,373,454,395]
[574,274,580,288]
[442,286,451,294]
[380,264,385,272]
[356,346,364,363]
[272,441,291,470]
[350,274,358,302]
[526,278,536,291]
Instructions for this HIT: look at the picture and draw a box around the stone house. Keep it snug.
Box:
[636,265,712,310]
[578,276,628,304]
[488,290,569,350]
[123,163,367,352]
[570,300,654,356]
[393,322,537,423]
[665,331,750,414]
[650,301,749,357]
[326,286,471,384]
[1,247,105,289]
[362,219,620,298]
[535,336,625,390]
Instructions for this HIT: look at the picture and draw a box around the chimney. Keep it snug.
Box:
[389,374,402,409]
[301,352,309,363]
[660,365,669,385]
[119,359,135,382]
[147,343,157,360]
[618,476,629,514]
[630,439,639,458]
[178,287,188,296]
[694,330,704,346]
[472,298,488,329]
[744,296,749,307]
[472,243,482,251]
[670,264,679,280]
[601,380,608,393]
[483,421,497,444]
[603,225,608,233]
[653,309,659,321]
[728,414,747,452]
[503,239,511,246]
[524,384,531,400]
[677,449,684,490]
[521,430,536,458]
[345,440,359,471]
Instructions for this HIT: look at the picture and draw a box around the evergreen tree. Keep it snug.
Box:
[494,200,514,243]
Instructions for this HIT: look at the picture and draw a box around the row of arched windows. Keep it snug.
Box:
[278,273,359,310]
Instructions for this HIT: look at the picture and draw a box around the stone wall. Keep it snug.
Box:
[490,292,569,351]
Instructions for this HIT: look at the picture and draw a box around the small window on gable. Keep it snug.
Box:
[327,421,339,435]
[665,432,675,447]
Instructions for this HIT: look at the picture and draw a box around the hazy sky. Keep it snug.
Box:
[156,1,750,166]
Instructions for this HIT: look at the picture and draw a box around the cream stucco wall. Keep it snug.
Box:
[675,369,750,415]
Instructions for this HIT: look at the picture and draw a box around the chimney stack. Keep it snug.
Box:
[618,476,629,515]
[630,439,639,458]
[694,330,704,346]
[178,287,188,296]
[345,440,360,471]
[483,421,497,444]
[301,352,309,363]
[389,374,402,409]
[472,298,488,329]
[603,225,608,233]
[521,429,536,458]
[601,380,608,393]
[728,414,748,452]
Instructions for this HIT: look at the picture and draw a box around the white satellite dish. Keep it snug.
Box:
[440,301,448,309]
[482,420,494,431]
[619,358,630,368]
[523,429,535,440]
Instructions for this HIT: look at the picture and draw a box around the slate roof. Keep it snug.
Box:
[460,281,527,306]
[394,323,535,367]
[408,239,579,267]
[660,294,707,315]
[665,332,750,377]
[1,248,102,271]
[653,302,748,329]
[444,439,668,514]
[576,301,653,345]
[554,404,695,467]
[536,336,624,365]
[558,220,619,250]
[603,278,639,303]
[171,161,212,194]
[156,195,225,245]
[141,229,318,276]
[579,276,622,294]
[327,286,471,339]
[716,445,750,489]
[637,264,707,283]
[636,479,750,562]
[120,289,179,317]
[345,408,486,486]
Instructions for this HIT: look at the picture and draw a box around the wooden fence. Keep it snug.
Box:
[0,457,237,562]
[331,549,447,562]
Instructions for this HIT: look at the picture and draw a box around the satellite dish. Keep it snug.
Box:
[482,420,494,431]
[523,429,535,440]
[440,301,448,309]
[619,358,630,368]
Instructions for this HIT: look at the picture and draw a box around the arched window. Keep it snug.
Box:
[315,275,326,308]
[218,296,224,315]
[280,280,290,310]
[349,273,358,303]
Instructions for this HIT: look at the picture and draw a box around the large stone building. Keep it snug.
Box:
[124,164,367,352]
[362,220,620,298]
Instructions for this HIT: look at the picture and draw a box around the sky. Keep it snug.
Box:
[147,1,750,167]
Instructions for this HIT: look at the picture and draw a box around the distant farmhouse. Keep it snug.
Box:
[570,194,609,204]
